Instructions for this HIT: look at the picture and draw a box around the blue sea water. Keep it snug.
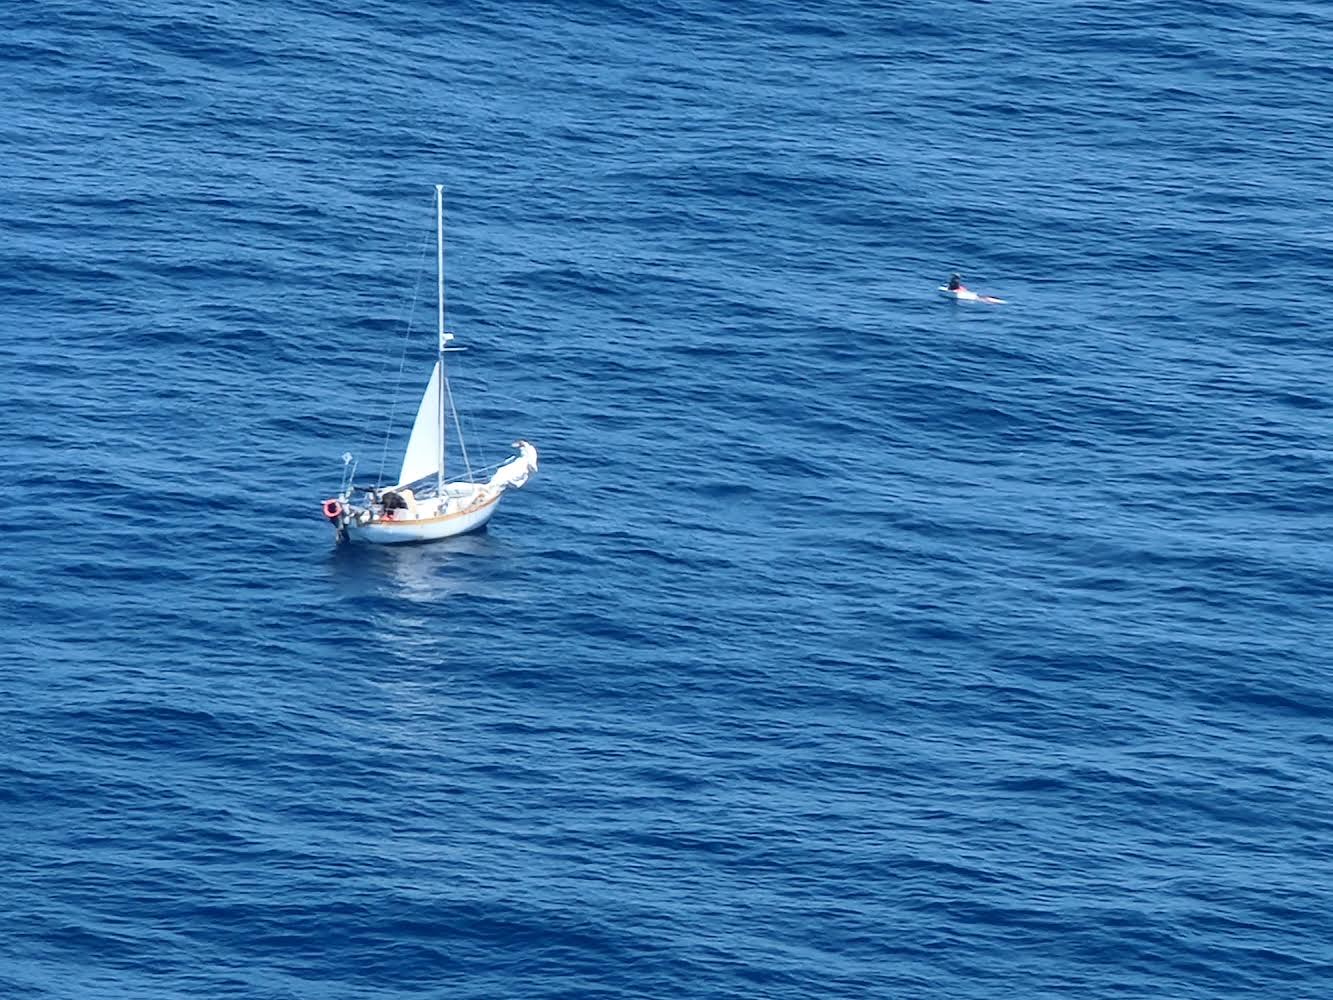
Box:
[3,0,1332,996]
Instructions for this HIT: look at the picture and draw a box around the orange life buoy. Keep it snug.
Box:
[322,499,342,520]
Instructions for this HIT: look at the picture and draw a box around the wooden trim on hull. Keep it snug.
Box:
[388,490,501,526]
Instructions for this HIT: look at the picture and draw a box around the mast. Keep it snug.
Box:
[435,184,447,497]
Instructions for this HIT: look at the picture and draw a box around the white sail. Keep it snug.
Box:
[397,360,442,487]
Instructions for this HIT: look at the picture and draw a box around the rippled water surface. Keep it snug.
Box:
[3,1,1332,997]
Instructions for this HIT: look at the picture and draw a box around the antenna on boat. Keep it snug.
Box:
[339,452,356,498]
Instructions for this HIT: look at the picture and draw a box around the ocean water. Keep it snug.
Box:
[3,0,1332,996]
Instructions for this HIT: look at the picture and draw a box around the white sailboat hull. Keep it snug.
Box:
[323,441,537,546]
[347,491,502,544]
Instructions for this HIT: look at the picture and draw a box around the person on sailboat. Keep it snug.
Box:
[381,490,408,520]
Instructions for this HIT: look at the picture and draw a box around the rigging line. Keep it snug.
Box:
[455,456,510,476]
[444,375,473,481]
[458,404,488,481]
[376,224,433,487]
[445,348,484,479]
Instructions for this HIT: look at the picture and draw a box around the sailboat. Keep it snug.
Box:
[320,185,538,544]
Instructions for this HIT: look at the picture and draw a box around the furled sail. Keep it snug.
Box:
[490,441,539,490]
[398,361,442,487]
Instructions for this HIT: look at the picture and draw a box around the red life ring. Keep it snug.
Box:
[322,499,342,520]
